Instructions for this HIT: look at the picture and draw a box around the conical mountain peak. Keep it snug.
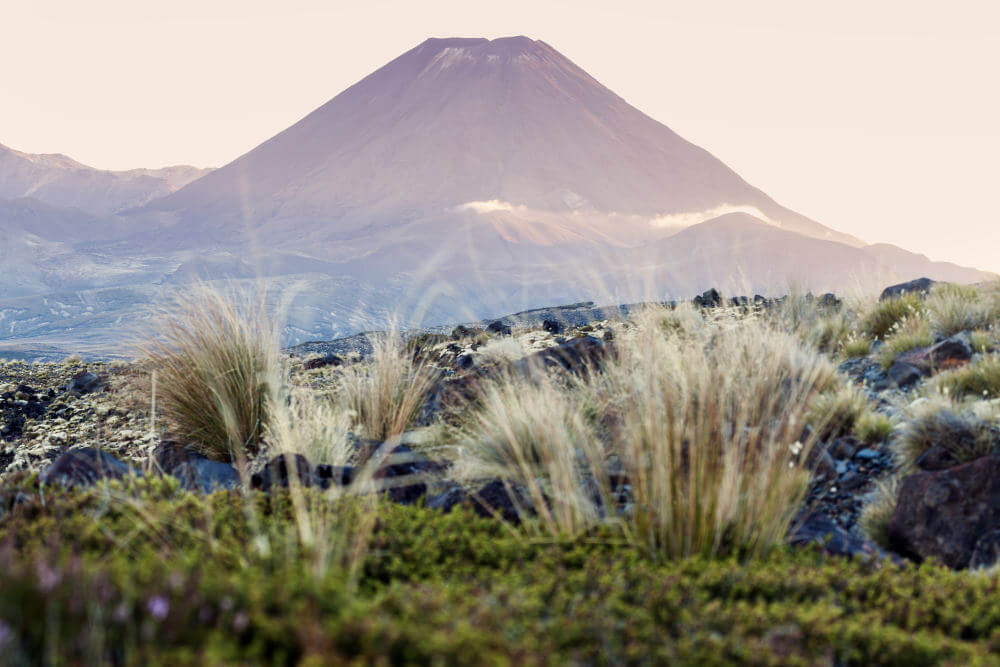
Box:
[145,36,856,247]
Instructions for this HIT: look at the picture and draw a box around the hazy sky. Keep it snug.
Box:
[2,1,998,272]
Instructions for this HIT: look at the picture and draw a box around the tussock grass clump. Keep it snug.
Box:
[859,476,900,550]
[604,314,836,559]
[893,396,1000,468]
[140,287,279,462]
[926,283,1000,337]
[460,305,838,558]
[457,371,605,535]
[875,316,934,370]
[931,354,1000,400]
[853,410,895,444]
[970,330,996,354]
[860,294,925,340]
[339,329,438,441]
[841,336,871,359]
[807,383,871,441]
[267,387,352,465]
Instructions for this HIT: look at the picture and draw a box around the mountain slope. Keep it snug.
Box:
[0,143,212,215]
[138,36,859,248]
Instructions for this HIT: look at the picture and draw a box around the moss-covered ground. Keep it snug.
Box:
[3,477,1000,665]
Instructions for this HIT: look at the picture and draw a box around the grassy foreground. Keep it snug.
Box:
[3,478,1000,665]
[4,281,1000,663]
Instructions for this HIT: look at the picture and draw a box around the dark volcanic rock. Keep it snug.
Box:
[693,288,722,308]
[880,277,935,301]
[302,353,343,370]
[427,479,527,523]
[151,441,204,473]
[914,445,961,471]
[896,334,973,374]
[888,361,924,389]
[41,448,136,488]
[788,511,896,562]
[173,459,240,493]
[889,454,1000,569]
[369,443,447,505]
[542,318,564,334]
[252,453,315,492]
[512,335,608,376]
[314,463,356,489]
[487,320,512,336]
[65,370,105,395]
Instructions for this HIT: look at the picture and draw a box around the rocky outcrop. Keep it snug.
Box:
[888,333,974,389]
[889,455,1000,569]
[880,277,935,301]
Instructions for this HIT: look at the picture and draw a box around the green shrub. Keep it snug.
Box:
[5,486,1000,664]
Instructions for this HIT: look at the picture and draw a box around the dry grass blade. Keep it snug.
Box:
[339,329,438,442]
[138,286,280,462]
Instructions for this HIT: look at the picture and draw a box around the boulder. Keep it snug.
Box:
[896,334,973,374]
[880,277,935,301]
[314,464,356,489]
[41,448,136,488]
[368,443,447,505]
[914,445,961,471]
[251,453,315,492]
[65,370,104,395]
[888,454,1000,568]
[173,459,240,493]
[888,361,924,389]
[542,318,563,334]
[693,288,722,308]
[487,320,512,336]
[426,479,527,523]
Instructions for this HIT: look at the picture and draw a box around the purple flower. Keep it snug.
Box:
[147,595,169,620]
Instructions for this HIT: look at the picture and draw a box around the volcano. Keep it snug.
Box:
[137,36,859,250]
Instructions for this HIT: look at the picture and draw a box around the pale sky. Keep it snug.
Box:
[2,1,998,272]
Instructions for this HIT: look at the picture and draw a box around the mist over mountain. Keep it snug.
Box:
[0,36,994,358]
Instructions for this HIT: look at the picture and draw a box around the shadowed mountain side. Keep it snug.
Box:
[0,142,212,216]
[134,36,859,248]
[861,243,991,285]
